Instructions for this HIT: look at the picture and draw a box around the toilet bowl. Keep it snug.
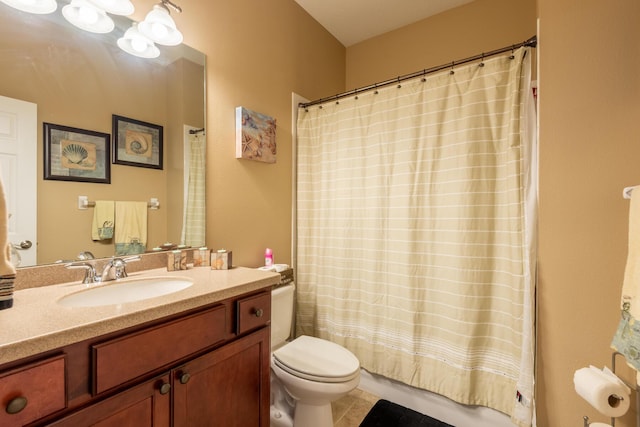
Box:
[270,283,361,427]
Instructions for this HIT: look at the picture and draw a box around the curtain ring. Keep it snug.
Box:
[354,89,358,100]
[479,53,485,67]
[510,46,515,60]
[373,83,378,95]
[397,77,401,89]
[421,69,426,82]
[450,61,455,75]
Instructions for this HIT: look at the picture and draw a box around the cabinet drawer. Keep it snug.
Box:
[237,292,271,335]
[93,305,226,394]
[0,354,66,426]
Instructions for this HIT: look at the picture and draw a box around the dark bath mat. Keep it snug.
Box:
[359,399,455,427]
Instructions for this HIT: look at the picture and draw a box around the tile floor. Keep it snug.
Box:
[332,388,379,427]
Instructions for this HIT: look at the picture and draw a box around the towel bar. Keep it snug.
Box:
[77,196,160,210]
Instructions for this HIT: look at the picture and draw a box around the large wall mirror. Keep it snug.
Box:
[0,0,206,267]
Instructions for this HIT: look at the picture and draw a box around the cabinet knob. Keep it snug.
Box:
[253,308,264,318]
[179,373,191,384]
[6,396,28,414]
[159,383,171,395]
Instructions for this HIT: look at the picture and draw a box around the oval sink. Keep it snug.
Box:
[58,276,194,308]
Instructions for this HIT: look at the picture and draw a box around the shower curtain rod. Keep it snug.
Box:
[299,35,537,109]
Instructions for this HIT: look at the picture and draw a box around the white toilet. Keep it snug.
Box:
[270,283,361,427]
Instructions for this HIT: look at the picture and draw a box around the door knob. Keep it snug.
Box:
[159,382,171,395]
[179,373,191,384]
[12,240,32,250]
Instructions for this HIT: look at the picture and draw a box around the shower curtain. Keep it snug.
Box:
[181,131,206,247]
[295,47,536,426]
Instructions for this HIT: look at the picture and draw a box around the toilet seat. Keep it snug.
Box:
[272,335,360,383]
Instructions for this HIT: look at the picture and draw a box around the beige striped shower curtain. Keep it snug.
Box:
[295,47,536,426]
[181,131,206,247]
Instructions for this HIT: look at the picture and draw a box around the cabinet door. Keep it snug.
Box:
[173,327,270,427]
[47,374,171,427]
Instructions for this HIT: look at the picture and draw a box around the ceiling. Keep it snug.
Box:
[294,0,475,47]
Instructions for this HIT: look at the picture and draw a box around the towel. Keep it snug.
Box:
[0,172,15,310]
[92,200,114,241]
[612,186,640,369]
[114,201,147,256]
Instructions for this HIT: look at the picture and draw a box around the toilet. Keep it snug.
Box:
[270,283,361,427]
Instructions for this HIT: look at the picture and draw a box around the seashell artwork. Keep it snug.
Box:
[60,140,96,170]
[113,115,163,169]
[125,130,152,158]
[62,143,88,164]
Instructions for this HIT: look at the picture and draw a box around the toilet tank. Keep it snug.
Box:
[271,283,295,350]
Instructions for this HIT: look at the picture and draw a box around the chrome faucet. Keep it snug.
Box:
[65,261,97,284]
[66,255,141,284]
[100,255,141,282]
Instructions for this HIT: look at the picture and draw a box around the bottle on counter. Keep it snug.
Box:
[265,248,273,267]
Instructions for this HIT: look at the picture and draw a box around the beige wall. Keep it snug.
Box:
[538,0,640,426]
[346,0,536,89]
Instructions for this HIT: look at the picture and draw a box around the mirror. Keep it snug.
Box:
[0,0,206,267]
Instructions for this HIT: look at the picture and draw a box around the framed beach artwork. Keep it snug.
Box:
[43,122,111,184]
[112,114,163,169]
[235,106,277,163]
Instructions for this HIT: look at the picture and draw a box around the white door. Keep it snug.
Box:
[0,95,37,266]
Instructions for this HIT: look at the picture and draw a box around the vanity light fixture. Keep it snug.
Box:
[0,0,57,14]
[138,0,183,46]
[117,23,160,59]
[88,0,134,16]
[62,0,114,34]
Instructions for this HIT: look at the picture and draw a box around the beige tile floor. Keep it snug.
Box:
[332,388,379,427]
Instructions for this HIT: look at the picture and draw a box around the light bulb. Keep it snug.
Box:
[78,4,97,23]
[131,37,147,53]
[62,0,114,33]
[138,3,183,46]
[151,22,168,39]
[117,23,160,58]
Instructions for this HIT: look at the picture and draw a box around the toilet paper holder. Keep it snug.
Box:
[583,352,640,427]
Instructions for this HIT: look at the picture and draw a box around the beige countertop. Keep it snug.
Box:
[0,266,281,366]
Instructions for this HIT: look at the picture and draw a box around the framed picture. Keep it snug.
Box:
[112,115,163,169]
[235,106,277,163]
[43,122,111,184]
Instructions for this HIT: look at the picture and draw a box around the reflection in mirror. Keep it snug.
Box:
[0,0,206,267]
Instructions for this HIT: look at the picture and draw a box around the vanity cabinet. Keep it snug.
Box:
[0,289,271,427]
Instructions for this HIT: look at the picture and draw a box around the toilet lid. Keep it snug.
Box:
[273,335,360,383]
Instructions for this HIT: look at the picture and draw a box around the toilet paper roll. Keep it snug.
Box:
[573,366,630,418]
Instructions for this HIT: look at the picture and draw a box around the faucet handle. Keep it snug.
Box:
[112,255,141,279]
[65,261,97,284]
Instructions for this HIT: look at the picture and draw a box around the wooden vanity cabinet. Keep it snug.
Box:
[173,327,270,427]
[0,289,271,427]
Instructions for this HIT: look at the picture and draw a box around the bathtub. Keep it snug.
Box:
[358,370,517,427]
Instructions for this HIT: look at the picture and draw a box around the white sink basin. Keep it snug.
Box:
[58,276,194,308]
